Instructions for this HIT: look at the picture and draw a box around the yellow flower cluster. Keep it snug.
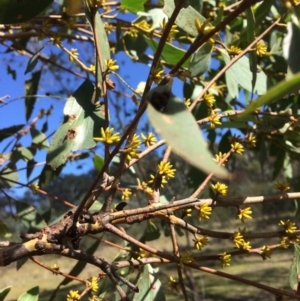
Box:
[274,181,290,192]
[124,134,141,163]
[213,152,228,166]
[94,127,120,144]
[150,67,165,84]
[260,245,271,260]
[66,290,80,301]
[237,207,252,223]
[212,182,228,196]
[198,203,212,221]
[180,251,194,267]
[87,276,99,292]
[141,132,157,147]
[193,235,208,250]
[105,59,119,71]
[231,142,244,155]
[149,161,176,188]
[208,109,221,128]
[121,188,132,201]
[233,232,251,250]
[279,219,297,233]
[220,252,231,268]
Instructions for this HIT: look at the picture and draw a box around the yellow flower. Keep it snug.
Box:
[255,41,267,57]
[211,182,228,196]
[104,22,114,34]
[194,17,215,43]
[237,207,252,223]
[242,240,251,251]
[227,45,242,55]
[193,235,208,250]
[274,181,290,192]
[181,208,192,218]
[134,19,152,32]
[150,67,165,84]
[233,232,244,249]
[29,183,39,192]
[124,134,141,162]
[105,59,119,71]
[184,98,191,108]
[148,174,168,188]
[125,28,139,38]
[160,19,179,41]
[52,263,60,274]
[247,133,256,148]
[208,109,221,128]
[87,276,99,292]
[141,132,157,147]
[260,245,271,260]
[213,152,228,166]
[139,180,153,195]
[198,203,212,221]
[280,237,290,249]
[66,290,80,301]
[279,219,297,233]
[69,48,79,62]
[122,189,132,201]
[89,64,96,73]
[231,142,244,155]
[220,252,231,268]
[94,127,120,144]
[180,251,194,267]
[203,92,215,107]
[158,161,176,179]
[167,276,180,293]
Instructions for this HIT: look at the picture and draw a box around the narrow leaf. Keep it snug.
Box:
[93,154,105,172]
[0,286,12,301]
[0,124,24,142]
[240,72,300,116]
[25,46,44,74]
[25,71,41,121]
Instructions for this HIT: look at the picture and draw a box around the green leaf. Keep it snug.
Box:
[141,220,161,242]
[164,0,216,38]
[0,124,24,142]
[0,167,18,188]
[176,0,202,13]
[38,163,64,189]
[220,49,267,95]
[121,0,146,13]
[16,201,47,231]
[147,86,228,178]
[10,147,34,163]
[47,79,105,169]
[254,0,274,26]
[0,220,10,237]
[144,36,190,68]
[189,43,213,77]
[17,286,39,301]
[93,154,105,172]
[290,245,300,292]
[225,70,239,99]
[0,286,12,301]
[283,7,300,74]
[25,46,44,74]
[246,7,258,94]
[133,264,166,301]
[137,8,167,29]
[25,71,41,121]
[240,72,300,116]
[0,0,53,24]
[30,128,49,149]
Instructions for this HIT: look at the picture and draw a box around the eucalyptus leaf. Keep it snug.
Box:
[47,79,105,169]
[147,86,228,178]
[189,43,213,77]
[17,286,39,301]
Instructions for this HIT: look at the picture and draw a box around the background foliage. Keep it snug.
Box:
[1,0,300,300]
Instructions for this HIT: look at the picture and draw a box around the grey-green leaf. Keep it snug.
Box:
[189,43,213,77]
[221,49,267,95]
[147,86,228,178]
[0,286,12,301]
[17,286,39,301]
[47,79,105,169]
